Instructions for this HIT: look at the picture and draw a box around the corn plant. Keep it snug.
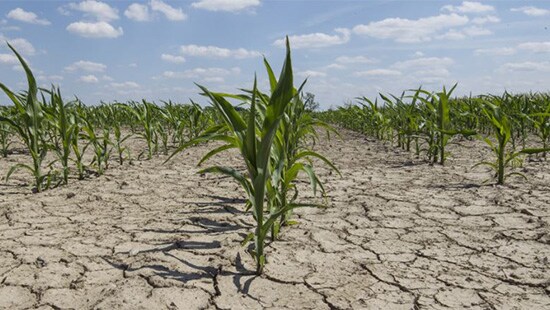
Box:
[44,87,76,185]
[80,109,111,175]
[413,85,476,165]
[475,96,549,184]
[70,106,89,180]
[0,121,12,158]
[121,100,158,159]
[0,43,52,192]
[169,39,332,274]
[528,94,550,158]
[113,125,131,165]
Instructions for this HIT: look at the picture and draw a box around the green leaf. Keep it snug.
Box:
[294,150,341,177]
[197,144,235,166]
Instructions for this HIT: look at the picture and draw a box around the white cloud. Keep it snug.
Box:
[179,44,261,58]
[7,38,36,55]
[38,75,64,82]
[325,63,346,70]
[0,53,18,65]
[1,25,21,32]
[511,6,549,17]
[390,57,454,83]
[203,77,225,83]
[296,70,327,78]
[191,0,260,12]
[471,15,500,25]
[474,47,516,56]
[161,67,240,79]
[66,21,123,38]
[274,28,350,49]
[500,61,550,72]
[67,0,119,21]
[414,51,425,57]
[161,53,186,63]
[124,3,150,21]
[101,75,114,81]
[353,14,469,43]
[110,81,140,89]
[354,69,402,77]
[462,26,492,36]
[392,57,454,70]
[518,42,550,53]
[437,26,491,40]
[65,60,107,72]
[79,74,99,83]
[150,0,187,21]
[442,1,494,14]
[7,8,51,25]
[335,56,376,64]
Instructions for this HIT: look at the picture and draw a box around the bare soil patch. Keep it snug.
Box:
[0,129,549,309]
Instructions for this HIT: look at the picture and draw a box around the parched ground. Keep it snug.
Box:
[0,129,549,309]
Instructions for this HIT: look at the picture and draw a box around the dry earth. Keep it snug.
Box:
[0,129,549,309]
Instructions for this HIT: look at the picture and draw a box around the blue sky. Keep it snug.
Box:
[0,0,549,109]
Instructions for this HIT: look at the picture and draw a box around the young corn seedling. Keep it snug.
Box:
[0,43,52,192]
[475,96,550,185]
[70,108,89,180]
[121,100,158,159]
[80,110,111,176]
[44,87,76,185]
[528,94,550,158]
[113,125,132,165]
[0,121,12,158]
[413,85,476,165]
[169,39,325,274]
[262,59,340,240]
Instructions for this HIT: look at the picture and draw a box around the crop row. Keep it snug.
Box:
[0,40,338,273]
[316,86,550,184]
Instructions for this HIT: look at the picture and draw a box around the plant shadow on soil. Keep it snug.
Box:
[102,194,261,296]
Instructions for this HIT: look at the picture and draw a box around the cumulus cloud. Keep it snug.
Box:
[38,75,64,82]
[471,15,500,25]
[67,0,119,21]
[161,67,240,79]
[436,26,492,40]
[442,1,494,14]
[65,60,107,72]
[150,0,187,21]
[7,8,51,25]
[500,61,550,72]
[518,42,550,53]
[296,70,327,78]
[511,6,549,17]
[7,38,36,55]
[79,74,99,83]
[110,81,140,89]
[474,47,516,56]
[325,63,346,70]
[191,0,260,12]
[203,77,225,83]
[66,21,123,38]
[354,69,402,77]
[389,57,454,84]
[124,3,150,21]
[0,53,18,65]
[273,28,350,49]
[335,56,376,64]
[392,57,454,70]
[353,14,469,43]
[179,45,261,58]
[161,53,186,63]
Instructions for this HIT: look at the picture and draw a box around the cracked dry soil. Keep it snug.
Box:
[0,129,549,309]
